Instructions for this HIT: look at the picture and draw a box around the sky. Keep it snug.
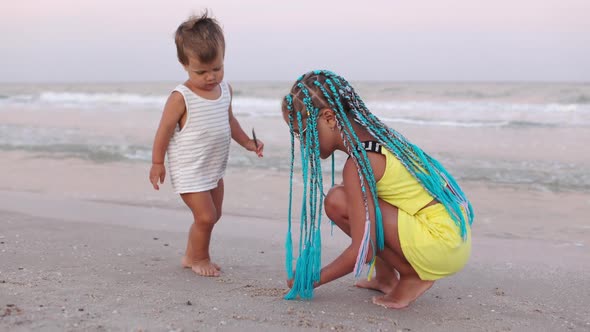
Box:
[1,0,589,82]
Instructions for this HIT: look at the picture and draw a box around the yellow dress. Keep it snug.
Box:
[375,147,471,280]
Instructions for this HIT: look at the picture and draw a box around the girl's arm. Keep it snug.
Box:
[227,84,264,157]
[149,92,185,190]
[315,156,381,287]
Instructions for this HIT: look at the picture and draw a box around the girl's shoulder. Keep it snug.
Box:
[343,143,386,183]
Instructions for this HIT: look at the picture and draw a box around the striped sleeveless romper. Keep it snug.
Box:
[167,82,231,194]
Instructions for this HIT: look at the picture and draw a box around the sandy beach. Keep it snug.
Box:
[1,150,589,331]
[3,0,590,328]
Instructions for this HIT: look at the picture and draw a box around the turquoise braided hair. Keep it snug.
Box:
[283,70,474,300]
[284,87,324,300]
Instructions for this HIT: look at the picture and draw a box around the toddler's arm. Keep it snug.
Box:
[149,92,186,190]
[227,84,264,157]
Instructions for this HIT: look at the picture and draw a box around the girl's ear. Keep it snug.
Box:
[320,108,338,131]
[320,108,336,123]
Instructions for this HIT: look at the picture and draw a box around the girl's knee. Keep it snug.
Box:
[324,186,346,218]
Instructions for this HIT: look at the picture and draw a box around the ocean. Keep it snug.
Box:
[1,81,589,193]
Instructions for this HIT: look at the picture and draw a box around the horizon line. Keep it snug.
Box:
[1,79,589,85]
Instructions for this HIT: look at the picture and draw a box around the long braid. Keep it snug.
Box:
[285,97,295,280]
[301,86,324,287]
[283,81,325,300]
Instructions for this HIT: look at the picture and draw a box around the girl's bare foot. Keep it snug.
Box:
[182,256,221,271]
[372,277,434,309]
[355,257,399,294]
[355,274,399,294]
[191,259,221,277]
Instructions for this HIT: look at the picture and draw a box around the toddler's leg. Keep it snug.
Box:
[180,187,221,277]
[182,225,196,267]
[182,224,220,271]
[208,179,224,271]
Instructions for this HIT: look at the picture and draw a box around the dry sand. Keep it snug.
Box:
[1,151,589,331]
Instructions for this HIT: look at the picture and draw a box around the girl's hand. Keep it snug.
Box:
[286,269,295,289]
[246,138,264,157]
[149,163,166,190]
[286,278,321,289]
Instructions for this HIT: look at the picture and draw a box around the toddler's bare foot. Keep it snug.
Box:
[191,259,221,277]
[182,256,221,271]
[372,277,434,309]
[355,274,398,294]
[181,256,192,268]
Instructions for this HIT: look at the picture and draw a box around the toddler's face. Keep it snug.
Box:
[184,53,224,92]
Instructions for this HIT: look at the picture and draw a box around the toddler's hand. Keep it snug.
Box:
[247,138,264,158]
[149,163,166,190]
